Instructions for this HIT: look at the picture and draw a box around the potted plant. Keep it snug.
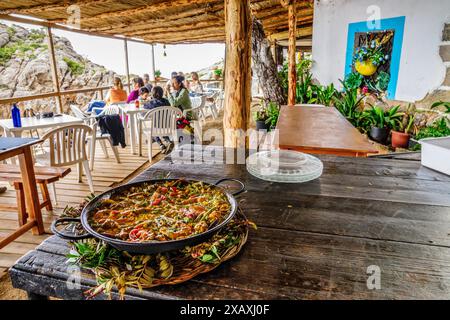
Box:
[364,105,403,144]
[154,70,161,81]
[391,114,414,149]
[213,68,222,80]
[254,102,280,131]
[255,108,269,131]
[353,40,389,76]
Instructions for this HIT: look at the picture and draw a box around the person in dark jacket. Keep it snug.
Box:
[143,86,170,110]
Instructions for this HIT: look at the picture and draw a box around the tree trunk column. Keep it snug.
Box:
[288,0,297,106]
[223,0,252,148]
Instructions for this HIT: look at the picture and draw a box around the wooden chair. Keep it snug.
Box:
[36,124,94,200]
[70,104,120,171]
[0,165,71,227]
[138,106,182,161]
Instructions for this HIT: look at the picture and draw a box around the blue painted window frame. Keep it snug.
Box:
[345,16,406,99]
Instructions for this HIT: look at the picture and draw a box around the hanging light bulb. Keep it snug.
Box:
[163,44,167,57]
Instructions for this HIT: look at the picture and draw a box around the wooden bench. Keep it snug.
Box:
[0,164,71,249]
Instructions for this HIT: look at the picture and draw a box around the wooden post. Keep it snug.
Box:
[124,39,131,92]
[46,27,63,113]
[150,44,156,83]
[223,0,252,148]
[287,0,297,106]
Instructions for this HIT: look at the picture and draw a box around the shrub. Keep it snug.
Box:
[63,57,85,76]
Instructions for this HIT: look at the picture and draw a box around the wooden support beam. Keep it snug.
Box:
[124,39,131,93]
[0,0,112,14]
[223,0,252,148]
[151,45,156,82]
[50,0,213,24]
[46,27,63,113]
[287,0,297,106]
[267,24,312,41]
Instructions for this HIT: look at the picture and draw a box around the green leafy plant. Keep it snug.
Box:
[343,72,363,91]
[265,102,280,128]
[311,83,339,106]
[213,68,222,78]
[397,114,415,134]
[63,57,85,76]
[154,70,161,78]
[415,118,450,140]
[363,105,403,130]
[353,40,389,67]
[333,84,365,129]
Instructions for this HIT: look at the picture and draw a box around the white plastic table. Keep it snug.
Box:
[0,114,83,138]
[119,104,149,155]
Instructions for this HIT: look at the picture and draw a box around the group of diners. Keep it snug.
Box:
[99,71,205,153]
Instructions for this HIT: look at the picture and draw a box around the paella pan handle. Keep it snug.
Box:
[51,218,92,240]
[214,178,245,196]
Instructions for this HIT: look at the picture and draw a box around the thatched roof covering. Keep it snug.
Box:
[0,0,314,44]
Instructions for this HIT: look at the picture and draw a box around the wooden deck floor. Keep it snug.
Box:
[0,143,164,278]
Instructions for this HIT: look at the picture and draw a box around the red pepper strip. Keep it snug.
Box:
[152,198,162,206]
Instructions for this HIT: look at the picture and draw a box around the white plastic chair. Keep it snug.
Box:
[190,95,207,124]
[138,106,182,161]
[70,105,120,171]
[37,124,95,201]
[205,91,219,119]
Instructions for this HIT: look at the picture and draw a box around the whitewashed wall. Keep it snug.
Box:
[311,0,450,102]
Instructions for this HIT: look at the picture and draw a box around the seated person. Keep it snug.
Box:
[105,77,128,104]
[127,77,144,103]
[189,72,203,95]
[165,71,178,97]
[168,75,194,120]
[141,86,174,154]
[143,73,153,92]
[143,86,170,110]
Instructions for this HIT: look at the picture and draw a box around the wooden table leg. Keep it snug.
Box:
[18,146,45,235]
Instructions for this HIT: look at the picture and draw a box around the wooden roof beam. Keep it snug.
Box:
[0,0,112,14]
[48,0,214,24]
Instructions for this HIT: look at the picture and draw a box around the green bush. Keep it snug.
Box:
[63,57,85,76]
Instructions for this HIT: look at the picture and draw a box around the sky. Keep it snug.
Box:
[3,20,225,78]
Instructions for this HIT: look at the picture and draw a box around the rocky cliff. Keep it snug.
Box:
[0,23,116,118]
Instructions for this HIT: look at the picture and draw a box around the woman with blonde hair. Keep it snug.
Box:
[189,72,203,94]
[105,77,128,104]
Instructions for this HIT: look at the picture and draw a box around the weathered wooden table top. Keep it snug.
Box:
[9,146,450,299]
[275,106,378,156]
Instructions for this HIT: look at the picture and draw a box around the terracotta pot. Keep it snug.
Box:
[214,74,221,80]
[391,131,411,149]
[355,59,377,76]
[370,127,389,144]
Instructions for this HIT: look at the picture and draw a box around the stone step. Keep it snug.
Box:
[443,23,450,42]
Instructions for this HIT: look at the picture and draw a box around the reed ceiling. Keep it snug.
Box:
[0,0,314,44]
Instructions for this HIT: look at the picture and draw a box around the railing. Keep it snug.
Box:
[0,86,112,105]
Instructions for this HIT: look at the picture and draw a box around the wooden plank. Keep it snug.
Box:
[46,27,63,113]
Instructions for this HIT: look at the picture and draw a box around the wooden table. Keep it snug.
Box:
[0,138,45,249]
[9,146,450,299]
[275,105,378,157]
